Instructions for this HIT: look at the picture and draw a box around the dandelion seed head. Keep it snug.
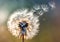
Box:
[7,9,40,39]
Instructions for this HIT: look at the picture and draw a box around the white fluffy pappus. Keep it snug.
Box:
[7,2,55,39]
[7,9,40,39]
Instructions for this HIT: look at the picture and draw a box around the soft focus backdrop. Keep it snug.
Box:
[0,0,60,42]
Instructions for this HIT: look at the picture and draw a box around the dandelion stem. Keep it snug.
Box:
[22,34,24,42]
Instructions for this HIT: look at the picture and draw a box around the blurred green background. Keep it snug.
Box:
[0,0,60,42]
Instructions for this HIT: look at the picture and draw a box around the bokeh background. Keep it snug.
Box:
[0,0,60,42]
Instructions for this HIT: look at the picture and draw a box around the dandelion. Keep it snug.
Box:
[7,9,40,40]
[7,2,55,42]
